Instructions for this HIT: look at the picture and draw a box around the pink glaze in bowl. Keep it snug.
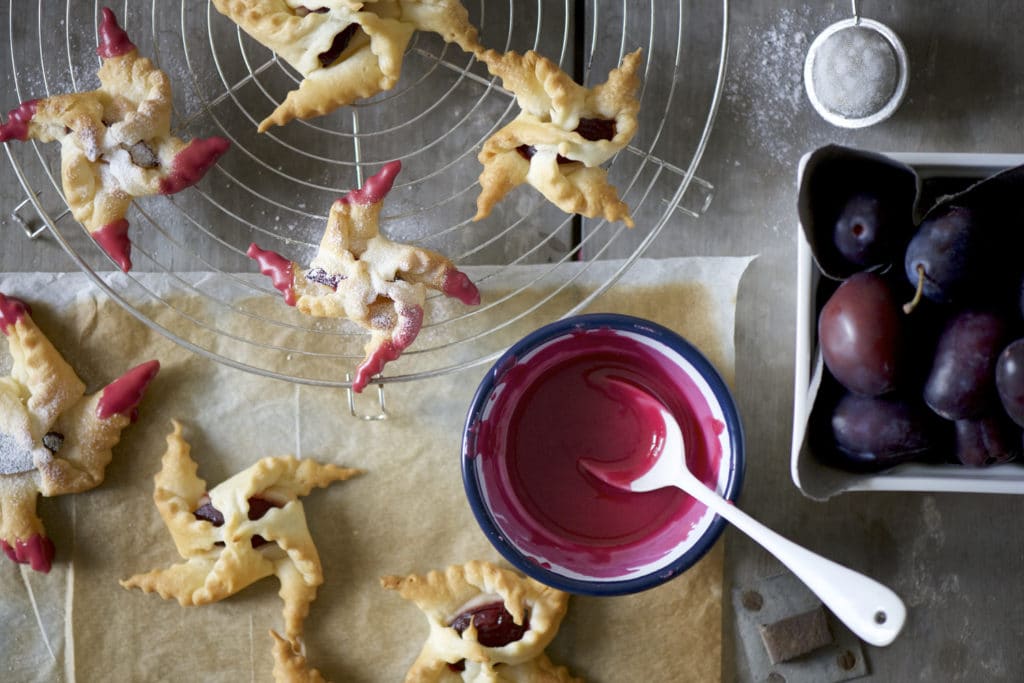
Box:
[462,314,744,595]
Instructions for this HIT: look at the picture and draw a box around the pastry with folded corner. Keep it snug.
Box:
[382,560,582,682]
[0,8,230,271]
[121,420,360,682]
[0,293,160,573]
[474,49,643,227]
[248,160,480,393]
[211,0,482,131]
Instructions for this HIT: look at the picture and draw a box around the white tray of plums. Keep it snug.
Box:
[792,146,1024,500]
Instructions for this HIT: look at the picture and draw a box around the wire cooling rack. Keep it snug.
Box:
[3,0,728,393]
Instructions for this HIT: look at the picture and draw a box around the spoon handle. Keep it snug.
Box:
[684,483,906,647]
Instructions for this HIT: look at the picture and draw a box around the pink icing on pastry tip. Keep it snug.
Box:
[353,305,423,392]
[2,535,56,573]
[0,100,38,142]
[158,137,230,195]
[97,359,160,422]
[338,160,401,206]
[0,293,31,335]
[393,305,424,351]
[97,7,136,59]
[353,342,397,393]
[92,219,132,271]
[443,269,480,306]
[248,243,297,306]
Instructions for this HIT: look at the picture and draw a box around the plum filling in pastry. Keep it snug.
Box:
[194,495,283,548]
[574,117,617,142]
[127,140,160,169]
[193,498,225,527]
[295,6,329,17]
[305,267,344,290]
[445,600,531,672]
[448,601,531,647]
[515,117,618,164]
[42,431,64,454]
[318,24,359,68]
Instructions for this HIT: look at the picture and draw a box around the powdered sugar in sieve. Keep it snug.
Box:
[804,3,908,129]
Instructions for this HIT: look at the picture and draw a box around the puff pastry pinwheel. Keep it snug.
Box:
[473,48,643,228]
[0,8,230,272]
[382,560,582,682]
[248,160,480,393]
[211,0,482,131]
[0,293,160,573]
[120,420,360,681]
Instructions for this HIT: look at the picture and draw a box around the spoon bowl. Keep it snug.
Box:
[583,377,907,648]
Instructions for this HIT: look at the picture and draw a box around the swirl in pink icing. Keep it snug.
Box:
[338,160,401,206]
[443,269,480,306]
[92,219,133,272]
[353,304,423,392]
[158,137,231,195]
[0,100,38,142]
[97,7,136,59]
[248,243,297,306]
[97,359,160,422]
[2,535,56,573]
[0,293,31,335]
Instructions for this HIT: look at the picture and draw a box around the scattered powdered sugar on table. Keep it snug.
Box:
[724,6,833,165]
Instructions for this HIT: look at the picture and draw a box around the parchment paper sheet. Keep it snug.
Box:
[0,256,752,682]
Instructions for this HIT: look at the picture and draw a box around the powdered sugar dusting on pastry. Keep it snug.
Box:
[2,7,230,272]
[0,295,158,573]
[251,162,480,392]
[0,433,35,475]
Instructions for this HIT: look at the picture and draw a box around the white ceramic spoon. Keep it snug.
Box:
[582,378,907,647]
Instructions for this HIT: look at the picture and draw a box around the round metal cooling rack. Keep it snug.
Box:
[3,0,728,396]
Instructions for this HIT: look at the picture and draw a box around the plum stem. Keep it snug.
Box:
[903,264,925,314]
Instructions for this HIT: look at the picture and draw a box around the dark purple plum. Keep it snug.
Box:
[996,338,1024,427]
[954,414,1020,467]
[830,393,939,470]
[924,310,1010,420]
[904,205,1000,308]
[818,272,902,396]
[833,193,897,267]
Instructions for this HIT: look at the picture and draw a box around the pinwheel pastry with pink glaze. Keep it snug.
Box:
[0,8,230,272]
[0,293,160,573]
[211,0,482,131]
[248,160,480,393]
[120,420,360,682]
[474,48,643,228]
[382,560,582,682]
